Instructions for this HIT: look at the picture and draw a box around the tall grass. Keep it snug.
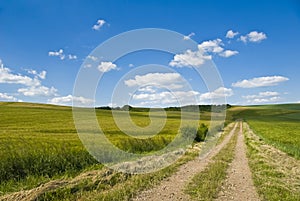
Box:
[0,102,211,195]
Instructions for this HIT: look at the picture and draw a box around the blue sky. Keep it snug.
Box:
[0,0,300,106]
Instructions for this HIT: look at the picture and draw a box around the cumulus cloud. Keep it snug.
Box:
[48,49,65,60]
[124,73,202,106]
[125,73,185,90]
[243,91,280,99]
[48,95,95,106]
[226,30,239,39]
[92,19,106,30]
[232,76,289,88]
[0,60,57,97]
[239,31,267,43]
[248,96,280,104]
[0,66,40,86]
[183,32,195,40]
[242,91,281,104]
[169,37,239,68]
[219,50,239,58]
[169,49,212,68]
[199,87,233,101]
[198,39,224,53]
[137,86,156,93]
[131,87,233,107]
[18,86,57,97]
[0,92,17,101]
[98,61,118,72]
[132,90,200,106]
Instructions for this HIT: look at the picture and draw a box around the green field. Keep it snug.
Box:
[228,104,300,159]
[0,102,299,200]
[0,102,212,196]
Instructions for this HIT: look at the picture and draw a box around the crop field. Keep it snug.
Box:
[0,102,299,200]
[228,104,300,159]
[0,102,211,197]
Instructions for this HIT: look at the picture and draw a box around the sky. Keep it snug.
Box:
[0,0,300,107]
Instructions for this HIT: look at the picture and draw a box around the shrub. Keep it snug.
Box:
[195,123,208,142]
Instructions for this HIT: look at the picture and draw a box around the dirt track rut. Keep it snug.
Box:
[132,122,239,201]
[215,122,260,201]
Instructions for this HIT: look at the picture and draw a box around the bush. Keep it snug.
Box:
[180,124,208,143]
[195,123,208,142]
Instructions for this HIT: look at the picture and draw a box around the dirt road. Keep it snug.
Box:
[132,122,239,201]
[215,122,260,201]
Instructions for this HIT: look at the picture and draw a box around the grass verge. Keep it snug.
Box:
[184,122,239,201]
[28,146,199,200]
[243,122,300,201]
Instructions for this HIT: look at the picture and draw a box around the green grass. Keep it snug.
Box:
[185,122,239,201]
[243,122,300,201]
[37,148,199,201]
[227,104,300,159]
[2,102,300,200]
[0,102,210,196]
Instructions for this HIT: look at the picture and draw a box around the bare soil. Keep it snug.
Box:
[215,122,260,201]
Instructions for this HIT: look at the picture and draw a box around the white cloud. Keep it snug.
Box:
[199,87,233,101]
[137,86,156,93]
[240,35,247,43]
[0,60,57,97]
[18,86,57,97]
[87,55,98,61]
[0,66,40,86]
[183,32,195,40]
[124,73,185,90]
[97,61,117,72]
[68,54,77,60]
[131,87,233,107]
[232,76,289,88]
[169,49,211,68]
[48,49,65,60]
[242,91,281,104]
[170,37,239,67]
[198,38,238,58]
[226,30,239,39]
[239,31,267,43]
[48,49,77,60]
[92,19,106,30]
[219,50,239,58]
[243,91,280,99]
[0,92,17,101]
[198,39,224,53]
[48,95,95,106]
[128,64,134,68]
[251,96,280,104]
[27,69,47,79]
[132,90,200,106]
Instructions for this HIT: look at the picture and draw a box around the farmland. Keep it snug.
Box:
[0,102,299,200]
[0,102,211,198]
[228,104,300,159]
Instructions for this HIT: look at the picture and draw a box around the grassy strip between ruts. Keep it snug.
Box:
[243,122,300,201]
[184,122,239,201]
